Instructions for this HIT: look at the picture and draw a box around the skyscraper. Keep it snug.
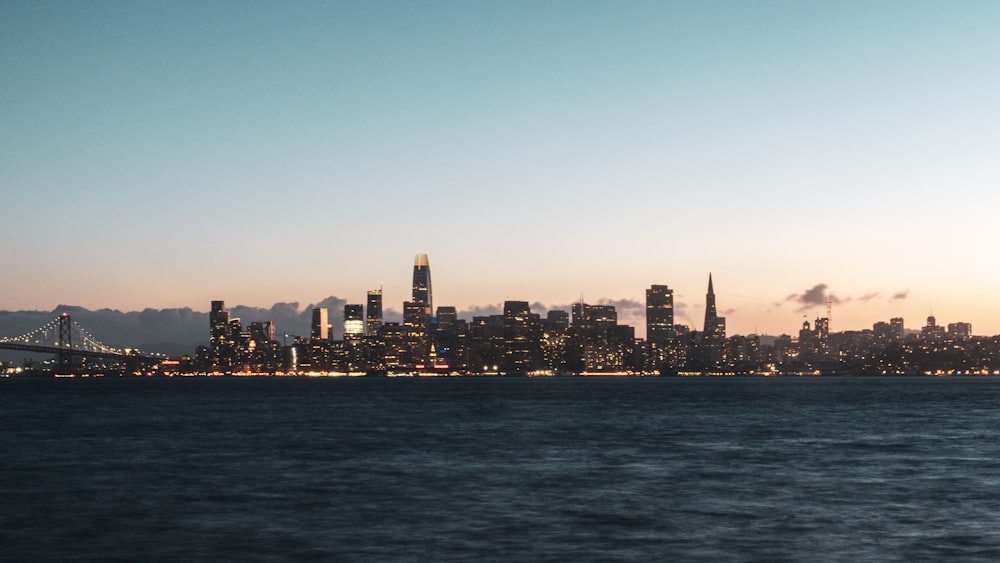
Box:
[703,274,726,340]
[646,285,674,344]
[366,288,383,336]
[403,301,430,369]
[344,304,364,341]
[503,300,539,374]
[311,307,330,341]
[435,306,458,332]
[412,253,432,313]
[210,300,232,368]
[704,274,717,331]
[572,302,617,333]
[702,274,727,369]
[890,317,905,339]
[210,300,229,351]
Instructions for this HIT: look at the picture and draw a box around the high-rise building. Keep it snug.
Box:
[311,307,330,341]
[922,315,946,340]
[572,302,617,333]
[432,306,463,372]
[890,317,905,339]
[436,306,458,332]
[403,301,430,369]
[948,322,972,339]
[210,300,234,368]
[366,288,383,336]
[546,310,569,330]
[344,304,364,341]
[249,321,275,344]
[210,300,230,351]
[503,300,539,374]
[412,253,432,312]
[703,274,726,342]
[701,274,727,370]
[646,285,674,344]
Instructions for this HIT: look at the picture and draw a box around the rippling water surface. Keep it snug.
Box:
[4,376,1000,561]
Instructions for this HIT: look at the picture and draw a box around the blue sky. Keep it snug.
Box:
[2,1,998,336]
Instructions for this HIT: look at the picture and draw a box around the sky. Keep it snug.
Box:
[2,0,999,338]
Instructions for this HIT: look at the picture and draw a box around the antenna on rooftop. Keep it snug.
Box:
[825,297,833,333]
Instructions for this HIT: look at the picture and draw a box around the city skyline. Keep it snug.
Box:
[0,253,986,341]
[3,2,999,336]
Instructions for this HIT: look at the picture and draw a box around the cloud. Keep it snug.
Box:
[786,284,841,312]
[382,308,403,324]
[458,304,503,318]
[859,292,881,303]
[597,298,643,311]
[892,290,910,301]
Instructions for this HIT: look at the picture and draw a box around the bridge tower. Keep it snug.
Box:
[57,313,73,374]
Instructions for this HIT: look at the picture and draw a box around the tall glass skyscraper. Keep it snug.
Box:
[344,304,364,341]
[412,253,432,312]
[311,307,330,341]
[703,274,726,342]
[646,285,674,344]
[210,300,229,350]
[366,288,383,336]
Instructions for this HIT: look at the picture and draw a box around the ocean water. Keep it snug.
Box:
[3,376,1000,561]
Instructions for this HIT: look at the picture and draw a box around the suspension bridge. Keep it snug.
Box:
[0,313,164,374]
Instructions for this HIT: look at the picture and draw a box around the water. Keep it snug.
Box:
[3,376,1000,561]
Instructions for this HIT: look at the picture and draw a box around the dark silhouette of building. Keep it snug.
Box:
[541,310,570,373]
[209,300,241,369]
[702,274,726,370]
[503,300,540,374]
[403,300,430,369]
[412,253,432,313]
[569,301,632,372]
[433,306,466,372]
[547,310,569,330]
[703,274,725,340]
[646,284,674,344]
[366,288,383,336]
[890,317,905,339]
[572,302,617,333]
[344,304,364,341]
[436,306,457,331]
[922,315,946,340]
[948,322,972,339]
[210,300,229,353]
[311,307,330,341]
[469,315,504,373]
[381,322,405,370]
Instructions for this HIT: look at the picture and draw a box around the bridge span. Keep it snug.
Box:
[0,313,165,374]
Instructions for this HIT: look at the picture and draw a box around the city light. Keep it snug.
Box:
[1,256,996,378]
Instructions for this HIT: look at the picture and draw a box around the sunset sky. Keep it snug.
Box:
[2,1,998,337]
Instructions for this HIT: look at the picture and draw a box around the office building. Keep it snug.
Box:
[344,304,364,341]
[646,285,674,345]
[311,307,330,341]
[703,274,726,343]
[503,300,539,374]
[412,253,432,312]
[403,300,430,369]
[366,288,383,336]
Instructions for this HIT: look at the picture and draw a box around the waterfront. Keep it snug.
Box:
[3,376,1000,561]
